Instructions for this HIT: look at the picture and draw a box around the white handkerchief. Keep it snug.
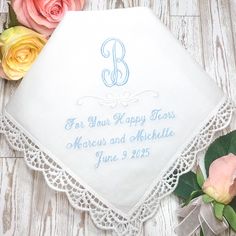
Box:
[0,7,234,235]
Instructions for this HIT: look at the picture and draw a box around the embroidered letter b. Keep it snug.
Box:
[101,38,129,87]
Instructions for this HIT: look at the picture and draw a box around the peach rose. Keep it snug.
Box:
[12,0,85,37]
[203,154,236,204]
[0,26,47,80]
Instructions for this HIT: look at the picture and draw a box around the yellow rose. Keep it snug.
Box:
[0,26,47,80]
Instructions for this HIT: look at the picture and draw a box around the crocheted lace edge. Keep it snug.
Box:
[0,97,234,236]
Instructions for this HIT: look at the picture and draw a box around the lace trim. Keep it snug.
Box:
[0,98,234,236]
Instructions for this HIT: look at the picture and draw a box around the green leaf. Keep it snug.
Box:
[196,166,205,188]
[200,227,204,236]
[213,202,225,220]
[202,194,214,203]
[184,190,203,206]
[230,197,236,209]
[204,131,236,176]
[174,171,201,200]
[223,205,236,231]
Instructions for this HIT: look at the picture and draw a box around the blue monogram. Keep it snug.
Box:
[101,38,129,87]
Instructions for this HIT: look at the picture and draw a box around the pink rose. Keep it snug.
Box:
[203,154,236,204]
[12,0,84,37]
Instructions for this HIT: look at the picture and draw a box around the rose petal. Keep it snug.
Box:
[203,154,236,204]
[12,0,31,27]
[12,0,84,37]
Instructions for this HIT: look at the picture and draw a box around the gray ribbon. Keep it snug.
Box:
[174,196,229,236]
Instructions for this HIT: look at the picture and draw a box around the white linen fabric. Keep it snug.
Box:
[0,7,234,236]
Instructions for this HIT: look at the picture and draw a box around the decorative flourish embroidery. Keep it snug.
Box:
[0,98,234,236]
[101,38,129,87]
[76,90,159,108]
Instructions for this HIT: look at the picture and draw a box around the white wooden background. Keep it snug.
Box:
[0,0,235,235]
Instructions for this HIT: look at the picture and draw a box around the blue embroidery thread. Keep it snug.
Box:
[101,38,129,87]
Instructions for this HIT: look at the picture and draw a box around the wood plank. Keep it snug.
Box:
[84,0,108,10]
[199,0,236,98]
[0,158,85,236]
[0,158,34,235]
[229,0,236,65]
[226,6,236,236]
[170,0,199,16]
[0,0,235,235]
[0,0,87,233]
[151,0,170,27]
[0,81,21,158]
[0,0,7,14]
[170,16,203,65]
[143,195,180,236]
[199,1,236,234]
[29,169,85,236]
[0,6,21,158]
[0,12,6,31]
